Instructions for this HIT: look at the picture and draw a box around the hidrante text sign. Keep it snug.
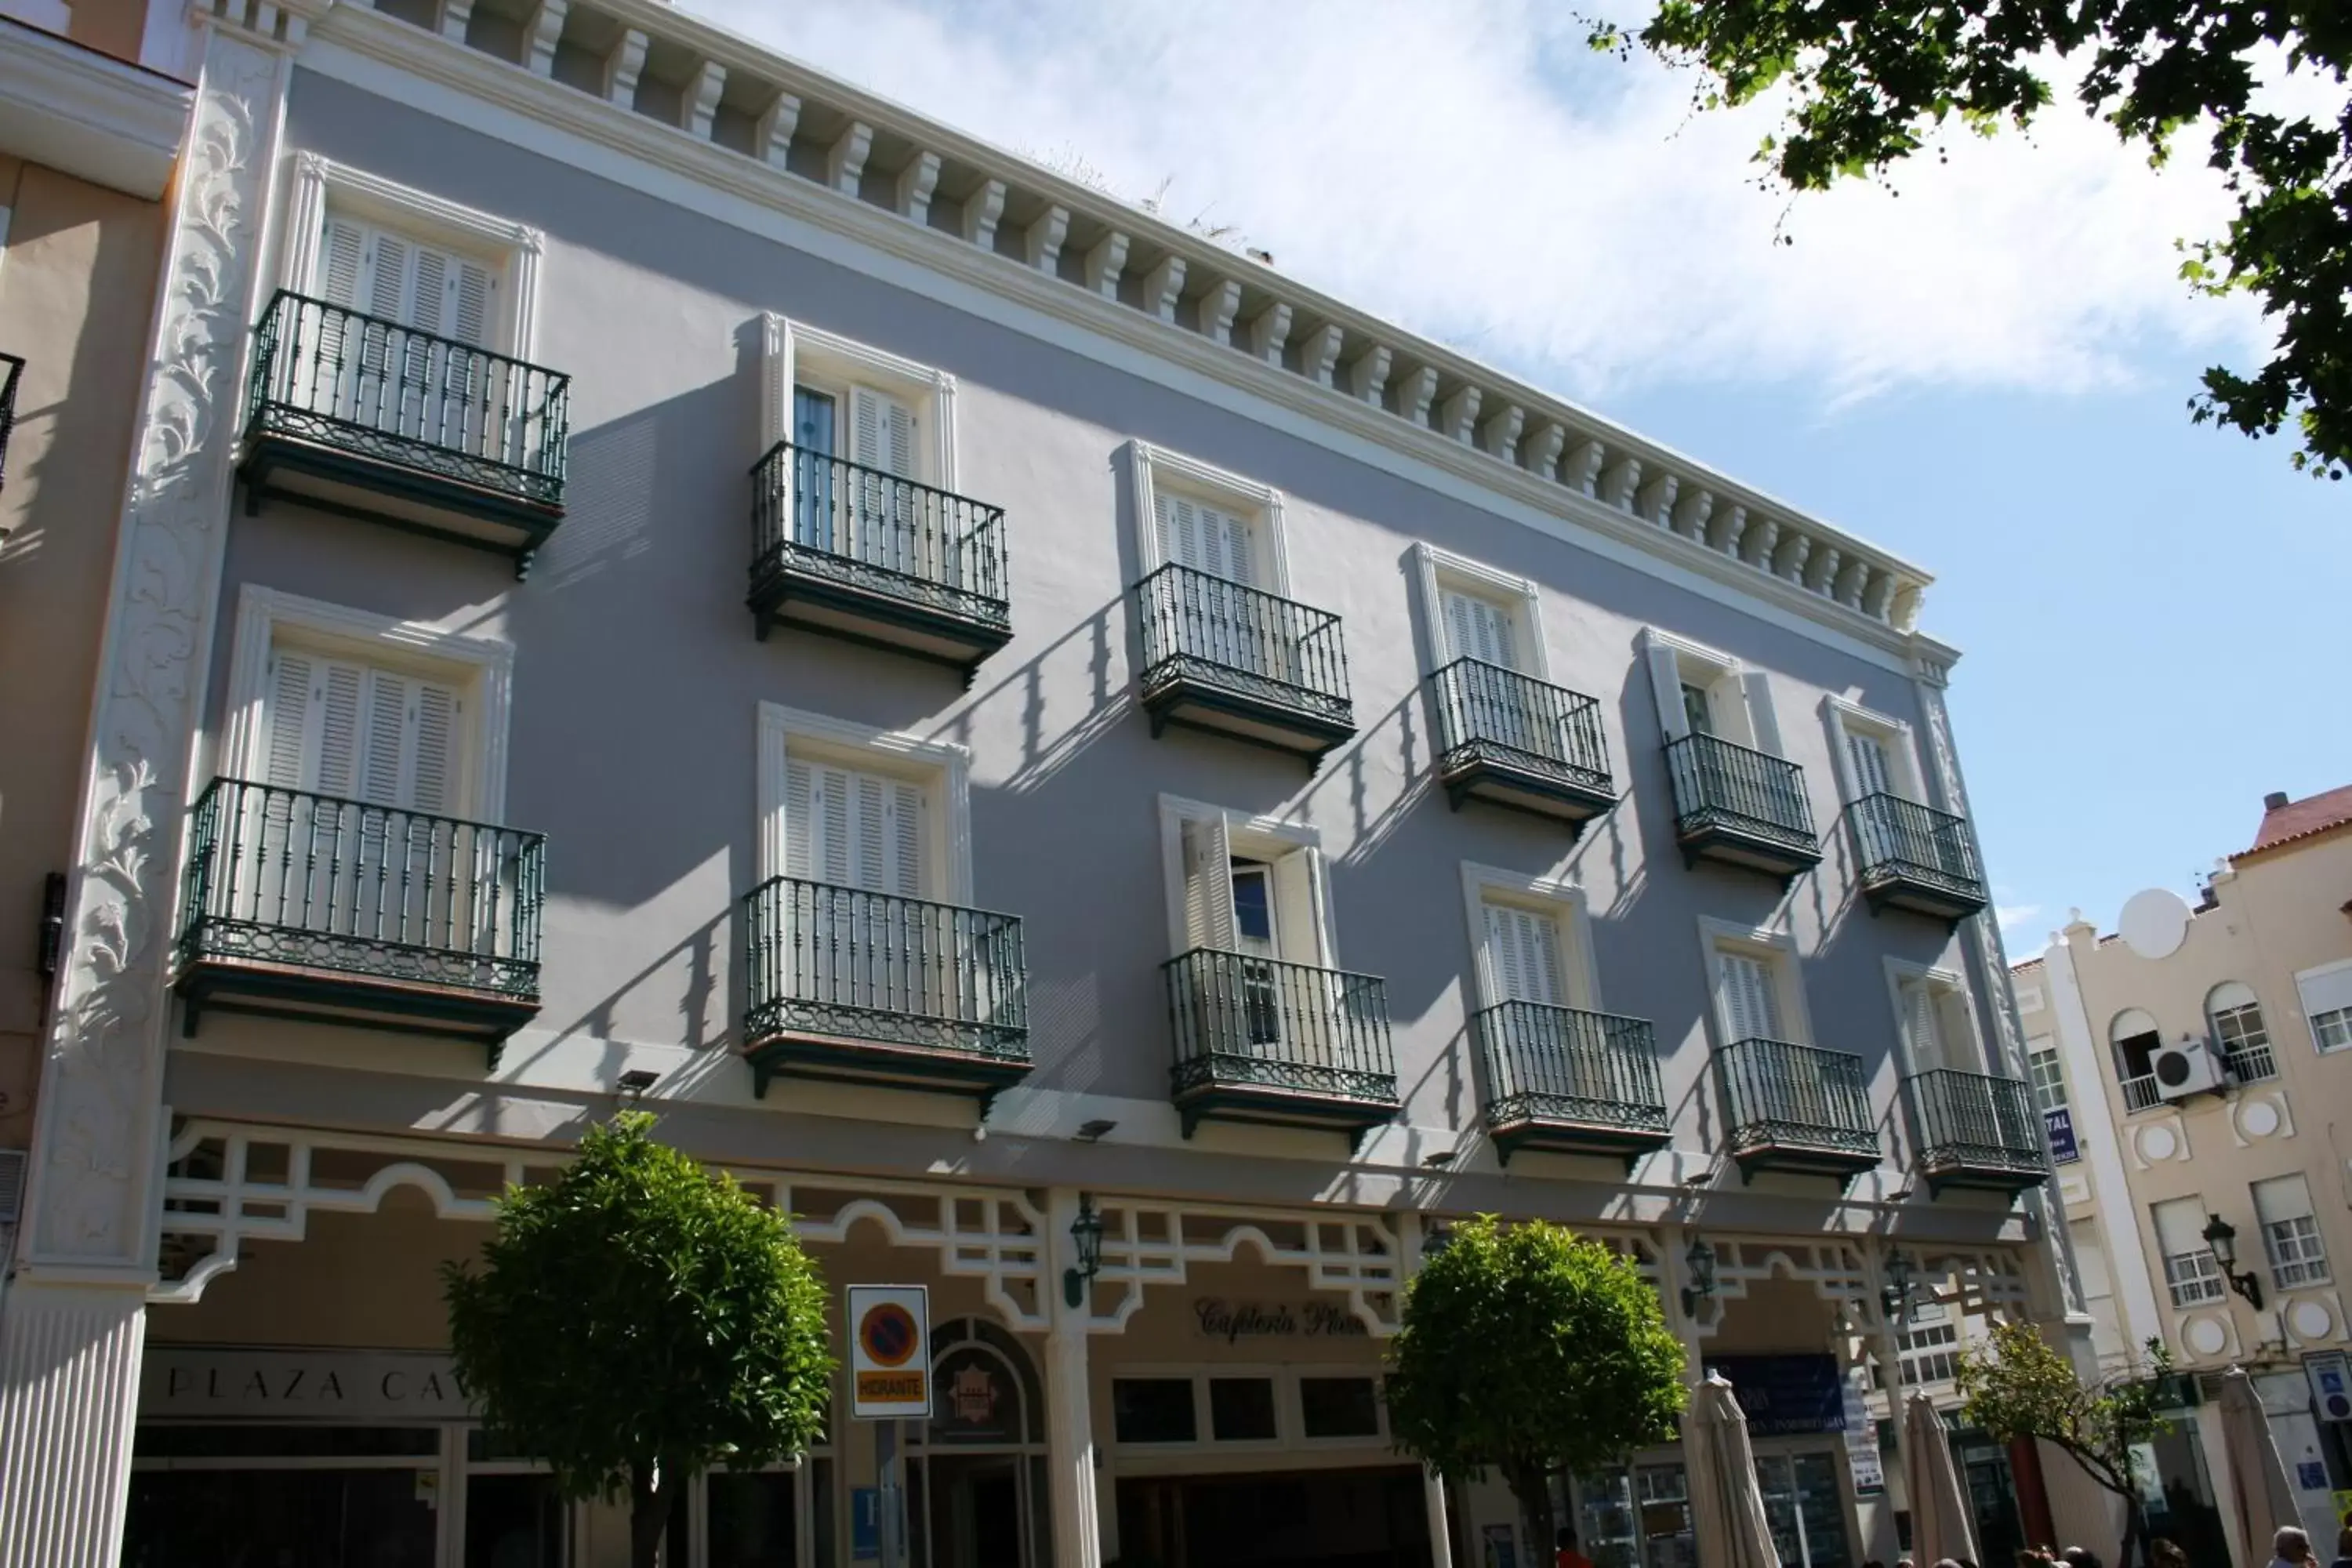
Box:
[848,1285,931,1420]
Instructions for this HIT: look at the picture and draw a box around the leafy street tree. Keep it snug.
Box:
[1958,1318,2176,1568]
[443,1112,834,1568]
[1386,1216,1689,1555]
[1594,0,2352,480]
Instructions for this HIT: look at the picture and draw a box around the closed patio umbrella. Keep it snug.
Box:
[1690,1371,1780,1568]
[2219,1367,2299,1568]
[1903,1391,1978,1568]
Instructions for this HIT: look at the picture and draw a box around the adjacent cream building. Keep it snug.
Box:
[2019,785,2352,1568]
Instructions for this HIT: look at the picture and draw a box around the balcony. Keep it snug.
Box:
[1844,793,1988,923]
[1476,1001,1670,1168]
[741,877,1030,1112]
[1711,1037,1879,1183]
[1163,948,1397,1145]
[1665,733,1821,882]
[1429,659,1617,829]
[0,350,22,496]
[238,292,570,575]
[1134,564,1355,763]
[748,442,1012,679]
[1901,1068,2049,1196]
[172,779,544,1063]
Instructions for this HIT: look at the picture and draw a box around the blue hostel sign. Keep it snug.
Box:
[1703,1354,1846,1437]
[2045,1108,2080,1163]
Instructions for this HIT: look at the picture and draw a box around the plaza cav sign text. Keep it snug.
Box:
[1193,1298,1370,1345]
[140,1348,473,1422]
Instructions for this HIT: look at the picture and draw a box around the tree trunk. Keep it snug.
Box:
[1508,1460,1557,1568]
[630,1459,676,1568]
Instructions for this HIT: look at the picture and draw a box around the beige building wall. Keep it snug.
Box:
[2019,790,2352,1561]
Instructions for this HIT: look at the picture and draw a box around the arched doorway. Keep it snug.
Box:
[908,1317,1050,1568]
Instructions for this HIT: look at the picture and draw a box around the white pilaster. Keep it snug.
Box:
[1045,1189,1102,1568]
[0,5,306,1559]
[895,151,941,226]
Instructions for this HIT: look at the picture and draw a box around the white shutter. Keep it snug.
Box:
[318,217,369,309]
[1739,670,1782,756]
[783,760,815,880]
[1441,589,1514,668]
[1155,491,1254,586]
[2151,1198,2209,1258]
[1179,815,1236,952]
[787,759,925,896]
[1903,980,1948,1072]
[889,780,924,898]
[311,659,365,799]
[410,245,448,336]
[1486,903,1563,1007]
[1156,492,1197,569]
[360,670,410,808]
[263,652,315,789]
[1719,952,1782,1044]
[1216,504,1254,586]
[1848,731,1894,800]
[367,230,411,323]
[1269,848,1327,968]
[849,386,916,477]
[2252,1175,2316,1226]
[410,682,459,817]
[1644,641,1690,741]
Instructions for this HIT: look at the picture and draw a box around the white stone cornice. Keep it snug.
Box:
[1298,322,1341,387]
[1710,503,1748,554]
[1142,252,1183,321]
[1199,278,1240,345]
[826,120,871,196]
[1564,438,1604,496]
[1600,454,1641,510]
[686,57,724,140]
[524,0,563,74]
[957,180,1003,249]
[1522,419,1566,478]
[756,89,797,168]
[1345,343,1390,405]
[1246,300,1290,366]
[605,27,645,107]
[1396,364,1437,425]
[1636,470,1676,525]
[1025,204,1067,272]
[0,11,195,198]
[439,0,471,45]
[1671,487,1712,539]
[895,149,940,224]
[1083,229,1127,299]
[1478,404,1523,462]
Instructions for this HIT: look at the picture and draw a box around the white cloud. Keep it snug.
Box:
[1996,903,2045,942]
[686,0,2262,410]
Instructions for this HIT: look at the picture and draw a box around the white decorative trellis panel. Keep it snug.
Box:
[1083,1200,1406,1335]
[1693,1238,1874,1340]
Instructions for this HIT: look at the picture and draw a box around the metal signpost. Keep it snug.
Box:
[849,1285,931,1568]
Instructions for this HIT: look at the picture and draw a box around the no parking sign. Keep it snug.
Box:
[848,1286,931,1420]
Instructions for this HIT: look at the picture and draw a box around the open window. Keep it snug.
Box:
[1823,698,1928,807]
[1886,962,1979,1075]
[1640,628,1780,753]
[2205,982,2278,1082]
[2109,1007,2164,1110]
[1165,803,1330,972]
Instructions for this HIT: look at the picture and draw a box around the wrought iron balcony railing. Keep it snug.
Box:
[1901,1068,2048,1193]
[741,877,1030,1102]
[749,441,1012,644]
[1475,1000,1668,1163]
[1135,563,1353,751]
[1665,732,1820,873]
[1430,657,1614,818]
[242,292,570,551]
[1163,947,1396,1139]
[0,350,22,495]
[1711,1036,1878,1172]
[173,779,544,1054]
[1845,792,1987,917]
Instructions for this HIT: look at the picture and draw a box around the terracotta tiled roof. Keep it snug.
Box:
[2239,783,2352,858]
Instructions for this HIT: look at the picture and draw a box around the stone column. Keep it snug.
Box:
[0,5,321,1563]
[1399,1212,1454,1568]
[1660,1222,1731,1568]
[1044,1189,1102,1568]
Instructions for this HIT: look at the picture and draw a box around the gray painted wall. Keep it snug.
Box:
[188,71,1988,1180]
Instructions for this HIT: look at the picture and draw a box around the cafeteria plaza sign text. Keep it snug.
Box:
[141,1348,473,1422]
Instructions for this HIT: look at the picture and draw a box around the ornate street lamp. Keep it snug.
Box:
[1064,1193,1105,1308]
[1881,1248,1920,1328]
[2201,1214,2266,1310]
[1681,1235,1719,1318]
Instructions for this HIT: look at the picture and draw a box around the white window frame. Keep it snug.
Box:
[2027,1044,2070,1112]
[756,702,973,901]
[1822,695,1928,805]
[219,585,514,821]
[2294,958,2352,1054]
[1460,862,1598,1014]
[278,152,544,358]
[1881,957,1984,1075]
[1411,542,1548,677]
[1638,626,1783,755]
[1696,914,1813,1047]
[1156,793,1329,964]
[759,312,958,486]
[1126,440,1291,596]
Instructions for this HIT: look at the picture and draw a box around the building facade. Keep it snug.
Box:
[0,3,2089,1566]
[0,0,196,1274]
[2020,787,2352,1568]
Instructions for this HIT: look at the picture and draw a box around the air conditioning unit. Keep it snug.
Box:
[2152,1034,2225,1102]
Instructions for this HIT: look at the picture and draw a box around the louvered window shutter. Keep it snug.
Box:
[1904,981,1947,1071]
[1486,904,1564,1007]
[409,682,459,817]
[318,219,370,310]
[310,659,366,800]
[1849,731,1894,800]
[1180,815,1236,952]
[1722,953,1781,1044]
[849,387,916,477]
[1156,492,1198,570]
[1442,590,1513,668]
[1269,849,1328,969]
[263,653,315,789]
[1215,504,1254,587]
[891,782,924,898]
[782,761,815,879]
[791,760,926,897]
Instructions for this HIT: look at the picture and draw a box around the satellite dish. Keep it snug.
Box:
[2118,887,2193,960]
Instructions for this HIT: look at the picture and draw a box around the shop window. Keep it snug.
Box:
[1208,1377,1279,1442]
[1299,1377,1381,1439]
[1112,1378,1199,1445]
[1756,1452,1852,1568]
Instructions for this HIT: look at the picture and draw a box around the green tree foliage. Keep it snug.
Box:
[1595,0,2352,478]
[1386,1217,1689,1555]
[442,1112,834,1568]
[1958,1319,2176,1568]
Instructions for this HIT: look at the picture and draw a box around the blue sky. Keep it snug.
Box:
[691,0,2350,949]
